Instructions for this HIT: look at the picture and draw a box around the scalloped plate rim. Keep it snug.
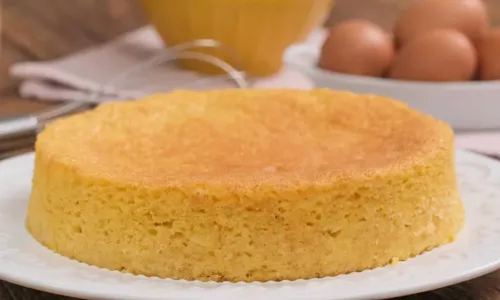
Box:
[0,150,500,300]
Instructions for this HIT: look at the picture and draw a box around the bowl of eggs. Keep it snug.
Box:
[285,0,500,131]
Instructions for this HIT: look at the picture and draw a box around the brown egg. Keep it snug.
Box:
[389,29,477,82]
[394,0,489,46]
[477,28,500,80]
[318,20,395,77]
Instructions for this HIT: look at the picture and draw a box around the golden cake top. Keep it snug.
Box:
[37,89,453,186]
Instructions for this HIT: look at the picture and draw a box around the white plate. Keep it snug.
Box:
[284,30,500,131]
[1,151,500,300]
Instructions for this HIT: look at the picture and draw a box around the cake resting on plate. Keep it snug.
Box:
[26,89,464,282]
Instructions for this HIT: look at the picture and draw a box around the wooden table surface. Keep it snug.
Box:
[1,0,500,299]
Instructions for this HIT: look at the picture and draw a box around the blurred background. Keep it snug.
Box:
[327,0,499,29]
[2,0,499,112]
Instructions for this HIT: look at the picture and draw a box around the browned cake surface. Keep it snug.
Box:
[38,89,449,187]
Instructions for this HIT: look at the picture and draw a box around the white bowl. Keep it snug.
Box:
[284,30,500,131]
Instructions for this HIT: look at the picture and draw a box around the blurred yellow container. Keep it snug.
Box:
[140,0,334,76]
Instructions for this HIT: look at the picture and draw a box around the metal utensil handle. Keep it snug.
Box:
[0,115,38,142]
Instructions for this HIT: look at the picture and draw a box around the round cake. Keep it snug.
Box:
[26,89,464,282]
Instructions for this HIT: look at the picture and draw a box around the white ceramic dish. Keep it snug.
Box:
[285,30,500,131]
[1,151,500,300]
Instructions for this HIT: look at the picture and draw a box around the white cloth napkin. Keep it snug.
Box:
[8,26,500,157]
[9,26,314,103]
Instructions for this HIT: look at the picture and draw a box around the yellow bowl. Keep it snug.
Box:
[140,0,334,76]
